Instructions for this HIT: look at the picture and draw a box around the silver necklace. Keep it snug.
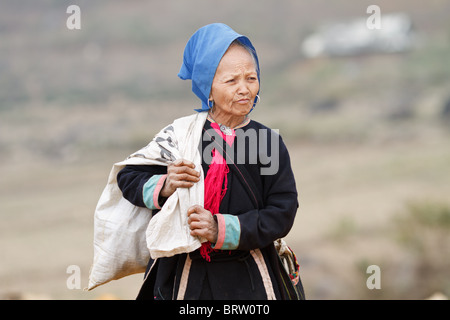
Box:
[208,112,247,136]
[219,124,233,136]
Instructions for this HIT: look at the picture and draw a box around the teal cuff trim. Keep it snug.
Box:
[142,174,167,210]
[213,214,240,250]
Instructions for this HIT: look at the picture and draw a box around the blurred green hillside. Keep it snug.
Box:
[1,0,450,300]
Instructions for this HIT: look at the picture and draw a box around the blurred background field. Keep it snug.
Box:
[1,0,450,299]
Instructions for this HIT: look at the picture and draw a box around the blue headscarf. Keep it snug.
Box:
[178,23,260,112]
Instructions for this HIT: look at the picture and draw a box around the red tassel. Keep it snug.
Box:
[200,123,233,261]
[200,149,229,261]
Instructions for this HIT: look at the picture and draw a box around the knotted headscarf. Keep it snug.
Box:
[178,23,260,112]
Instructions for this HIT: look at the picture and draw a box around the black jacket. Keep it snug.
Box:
[117,119,304,300]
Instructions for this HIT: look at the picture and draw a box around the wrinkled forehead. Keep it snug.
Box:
[216,44,258,75]
[218,44,256,71]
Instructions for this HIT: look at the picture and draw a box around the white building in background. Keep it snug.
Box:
[301,13,415,58]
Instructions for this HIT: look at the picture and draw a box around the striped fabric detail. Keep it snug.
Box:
[212,214,240,250]
[142,174,167,210]
[176,254,192,300]
[250,249,276,300]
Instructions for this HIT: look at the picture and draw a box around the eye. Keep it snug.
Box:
[225,79,235,83]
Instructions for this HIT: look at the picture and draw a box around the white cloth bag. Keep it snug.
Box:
[87,112,207,290]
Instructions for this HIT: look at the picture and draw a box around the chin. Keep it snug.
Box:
[233,104,252,114]
[234,109,251,117]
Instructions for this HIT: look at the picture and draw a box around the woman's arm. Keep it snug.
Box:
[117,165,167,208]
[117,160,201,210]
[213,135,299,251]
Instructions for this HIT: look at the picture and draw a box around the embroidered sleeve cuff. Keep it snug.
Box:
[142,174,167,210]
[212,214,240,250]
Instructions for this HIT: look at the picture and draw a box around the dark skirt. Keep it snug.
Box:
[136,244,305,300]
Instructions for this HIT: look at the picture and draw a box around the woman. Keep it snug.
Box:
[117,23,304,300]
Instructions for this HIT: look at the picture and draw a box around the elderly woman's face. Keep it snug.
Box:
[210,44,259,119]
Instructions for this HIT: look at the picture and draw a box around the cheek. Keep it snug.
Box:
[214,87,234,105]
[251,82,260,95]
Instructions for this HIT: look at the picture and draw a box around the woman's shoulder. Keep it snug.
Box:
[247,118,270,130]
[247,119,282,140]
[246,119,291,155]
[173,112,207,126]
[161,112,208,134]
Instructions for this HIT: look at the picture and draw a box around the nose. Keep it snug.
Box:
[236,80,250,96]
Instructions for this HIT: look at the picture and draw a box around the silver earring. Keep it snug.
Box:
[252,95,260,108]
[208,99,214,109]
[248,95,260,114]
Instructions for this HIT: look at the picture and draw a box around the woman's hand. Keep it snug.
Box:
[160,159,200,198]
[187,205,218,244]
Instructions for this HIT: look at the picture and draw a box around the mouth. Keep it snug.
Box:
[236,98,251,105]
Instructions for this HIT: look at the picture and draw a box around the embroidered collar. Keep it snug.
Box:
[206,113,250,135]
